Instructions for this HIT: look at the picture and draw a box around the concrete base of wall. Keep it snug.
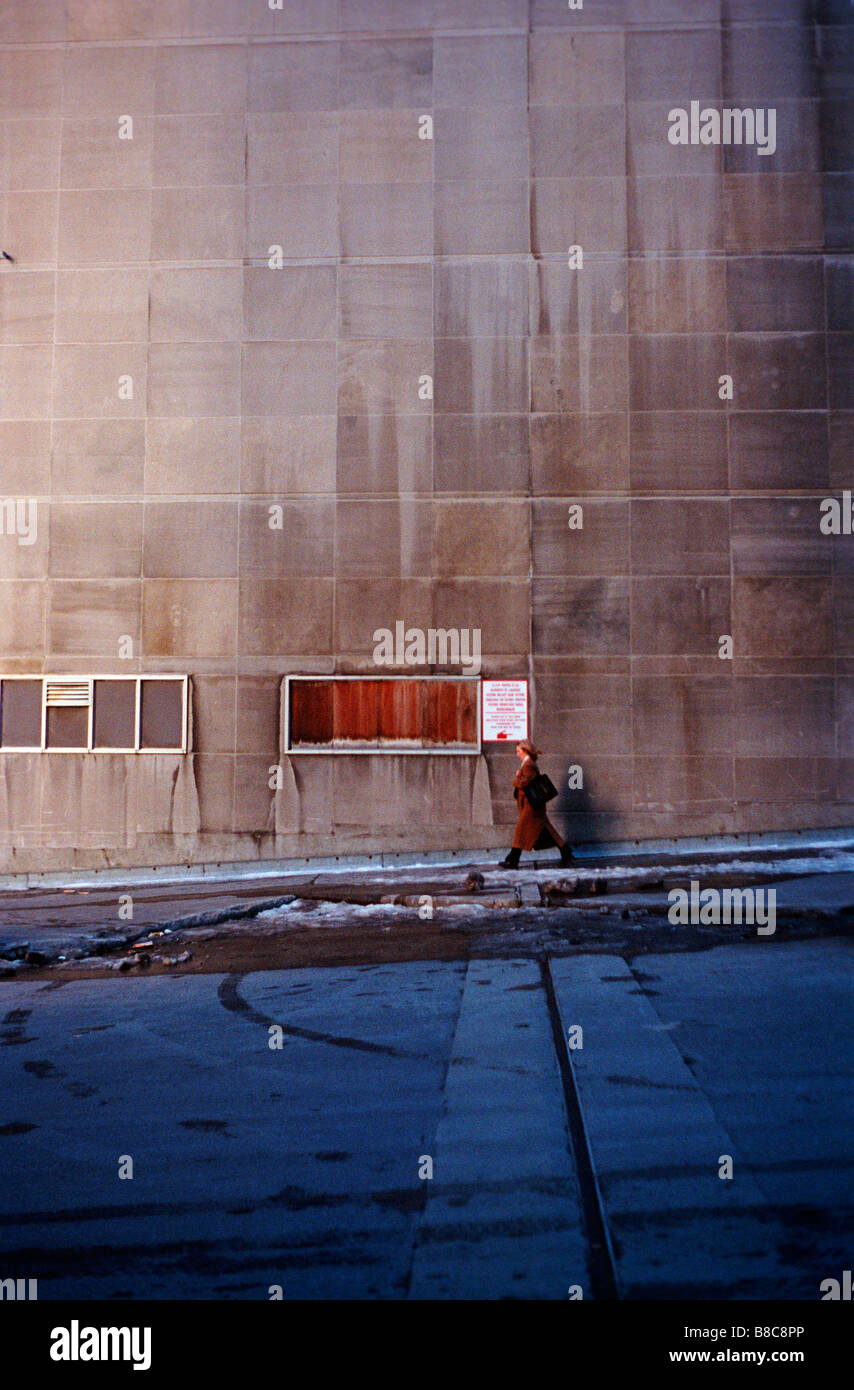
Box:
[2,825,853,892]
[0,826,509,883]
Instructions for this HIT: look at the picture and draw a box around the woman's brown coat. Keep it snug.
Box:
[511,757,564,851]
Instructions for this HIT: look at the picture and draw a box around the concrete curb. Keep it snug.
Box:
[2,827,853,892]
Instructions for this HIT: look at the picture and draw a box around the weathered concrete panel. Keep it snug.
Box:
[0,0,849,871]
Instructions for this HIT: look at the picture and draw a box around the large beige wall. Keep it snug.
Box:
[0,0,851,872]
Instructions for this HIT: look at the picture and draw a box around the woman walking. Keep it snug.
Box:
[500,740,573,870]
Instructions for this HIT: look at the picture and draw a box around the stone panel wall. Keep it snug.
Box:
[0,0,851,870]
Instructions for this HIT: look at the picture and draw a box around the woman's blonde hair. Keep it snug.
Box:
[517,739,541,759]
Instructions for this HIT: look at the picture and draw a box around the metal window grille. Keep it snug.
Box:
[0,676,190,754]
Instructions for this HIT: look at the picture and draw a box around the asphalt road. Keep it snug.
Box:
[0,938,851,1300]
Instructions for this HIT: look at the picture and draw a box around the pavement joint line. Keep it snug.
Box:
[401,959,467,1299]
[541,958,620,1302]
[618,956,783,1219]
[225,969,544,1075]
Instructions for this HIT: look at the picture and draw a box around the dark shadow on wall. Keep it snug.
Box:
[551,774,618,858]
[486,747,620,860]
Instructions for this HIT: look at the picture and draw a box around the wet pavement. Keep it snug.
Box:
[0,938,851,1300]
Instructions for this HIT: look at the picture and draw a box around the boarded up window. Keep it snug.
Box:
[334,680,380,743]
[46,705,88,749]
[290,680,333,745]
[0,680,42,747]
[424,680,477,746]
[93,680,137,750]
[289,678,479,750]
[140,680,184,750]
[378,679,422,743]
[0,675,188,752]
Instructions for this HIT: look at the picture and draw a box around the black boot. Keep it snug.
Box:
[560,843,574,865]
[499,848,521,870]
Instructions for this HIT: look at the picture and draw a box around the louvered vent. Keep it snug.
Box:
[45,681,90,707]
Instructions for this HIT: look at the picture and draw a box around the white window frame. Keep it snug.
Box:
[0,675,190,754]
[284,675,482,756]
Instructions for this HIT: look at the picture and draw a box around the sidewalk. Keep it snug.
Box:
[2,844,853,975]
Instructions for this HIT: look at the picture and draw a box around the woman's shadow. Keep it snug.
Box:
[535,772,616,867]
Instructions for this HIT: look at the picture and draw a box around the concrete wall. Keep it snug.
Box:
[0,0,851,872]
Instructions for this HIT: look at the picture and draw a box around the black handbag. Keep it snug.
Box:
[524,771,558,809]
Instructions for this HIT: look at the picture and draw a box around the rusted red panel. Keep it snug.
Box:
[423,680,477,746]
[457,680,478,745]
[422,680,439,744]
[378,679,421,742]
[435,680,462,745]
[333,680,379,742]
[292,679,478,747]
[290,680,333,745]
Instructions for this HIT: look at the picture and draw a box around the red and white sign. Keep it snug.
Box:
[482,681,528,743]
